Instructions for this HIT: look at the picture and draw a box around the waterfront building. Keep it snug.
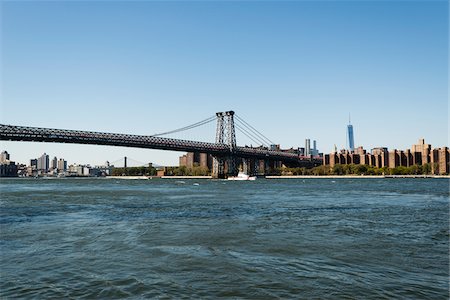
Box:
[371,147,389,168]
[350,153,360,165]
[0,151,18,177]
[57,158,67,172]
[411,138,431,165]
[0,162,18,177]
[438,147,449,175]
[179,152,213,169]
[90,163,113,176]
[388,150,399,168]
[330,152,338,167]
[0,151,10,163]
[68,164,91,176]
[355,146,365,156]
[405,149,414,167]
[37,153,49,173]
[30,159,37,169]
[27,159,38,176]
[51,156,58,171]
[323,139,449,175]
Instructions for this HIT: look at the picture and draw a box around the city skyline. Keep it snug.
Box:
[2,135,447,168]
[1,1,448,166]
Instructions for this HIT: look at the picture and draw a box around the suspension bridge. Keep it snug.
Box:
[0,111,322,178]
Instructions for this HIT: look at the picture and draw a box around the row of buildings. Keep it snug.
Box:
[28,153,114,177]
[0,151,114,177]
[323,139,450,174]
[29,153,68,176]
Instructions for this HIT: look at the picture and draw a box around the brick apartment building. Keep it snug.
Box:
[179,152,213,169]
[323,139,449,175]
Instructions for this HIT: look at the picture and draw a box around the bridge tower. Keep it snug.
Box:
[212,111,238,178]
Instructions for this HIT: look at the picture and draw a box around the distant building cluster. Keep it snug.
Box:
[0,151,115,177]
[27,153,68,176]
[302,139,320,157]
[27,153,69,176]
[323,139,450,175]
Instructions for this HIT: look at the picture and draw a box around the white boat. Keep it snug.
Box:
[227,172,256,181]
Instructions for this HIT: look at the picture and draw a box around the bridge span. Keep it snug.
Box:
[0,111,322,177]
[0,124,300,162]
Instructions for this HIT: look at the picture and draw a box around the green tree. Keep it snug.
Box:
[332,164,344,175]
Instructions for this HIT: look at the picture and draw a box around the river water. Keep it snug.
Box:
[0,178,448,299]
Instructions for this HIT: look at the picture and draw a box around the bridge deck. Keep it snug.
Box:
[0,124,303,162]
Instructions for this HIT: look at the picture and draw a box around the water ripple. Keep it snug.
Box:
[0,178,448,298]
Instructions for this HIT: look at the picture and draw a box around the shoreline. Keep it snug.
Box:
[266,175,450,179]
[3,175,449,180]
[107,176,213,179]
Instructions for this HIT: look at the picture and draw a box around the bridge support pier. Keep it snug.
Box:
[212,155,239,178]
[212,111,239,178]
[242,158,249,175]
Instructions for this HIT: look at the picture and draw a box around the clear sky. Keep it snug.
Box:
[1,0,448,166]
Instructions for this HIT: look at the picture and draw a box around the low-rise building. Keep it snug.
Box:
[0,161,18,177]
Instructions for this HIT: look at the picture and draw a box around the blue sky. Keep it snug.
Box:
[1,0,448,166]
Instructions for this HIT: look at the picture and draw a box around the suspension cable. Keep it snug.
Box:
[234,115,273,145]
[151,115,216,137]
[235,123,268,147]
[235,116,274,145]
[234,115,274,145]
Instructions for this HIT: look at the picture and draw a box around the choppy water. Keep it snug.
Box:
[0,178,449,299]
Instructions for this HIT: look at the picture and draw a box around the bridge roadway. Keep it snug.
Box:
[0,124,304,163]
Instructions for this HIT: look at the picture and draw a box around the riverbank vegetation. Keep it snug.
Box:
[110,163,442,177]
[112,166,156,176]
[276,163,437,176]
[165,165,210,176]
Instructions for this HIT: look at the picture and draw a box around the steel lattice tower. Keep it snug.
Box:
[212,111,238,178]
[213,112,226,178]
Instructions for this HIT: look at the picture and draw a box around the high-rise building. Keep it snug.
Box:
[311,140,317,156]
[305,139,311,157]
[37,153,49,172]
[347,116,355,152]
[51,157,58,170]
[57,158,67,171]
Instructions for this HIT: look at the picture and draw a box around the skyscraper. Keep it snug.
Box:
[305,139,311,157]
[312,140,318,156]
[347,115,355,152]
[51,156,58,170]
[37,153,49,172]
